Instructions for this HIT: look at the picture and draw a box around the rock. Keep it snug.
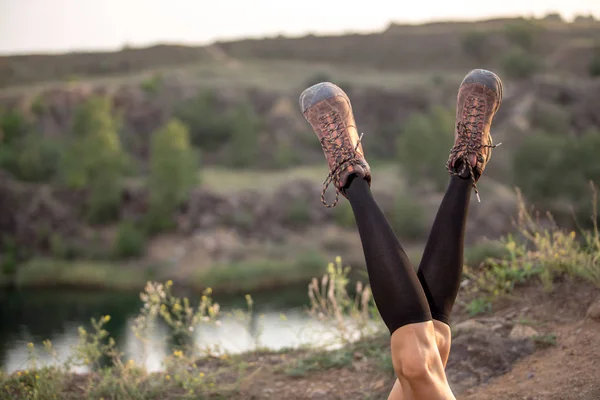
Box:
[509,325,539,340]
[309,389,328,399]
[372,379,386,390]
[586,297,600,322]
[453,319,487,336]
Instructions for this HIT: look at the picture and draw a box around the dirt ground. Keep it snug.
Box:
[218,279,600,400]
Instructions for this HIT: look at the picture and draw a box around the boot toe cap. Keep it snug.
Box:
[299,82,349,113]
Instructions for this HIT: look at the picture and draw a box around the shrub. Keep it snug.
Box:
[397,106,454,190]
[147,119,198,234]
[389,195,428,240]
[501,49,540,79]
[0,109,28,145]
[504,19,542,51]
[333,200,355,228]
[14,135,62,182]
[174,91,232,150]
[286,199,311,226]
[113,221,146,258]
[463,189,600,313]
[513,130,600,224]
[1,237,18,276]
[140,73,163,94]
[60,96,128,223]
[461,30,491,62]
[528,101,570,135]
[589,44,600,78]
[227,103,262,168]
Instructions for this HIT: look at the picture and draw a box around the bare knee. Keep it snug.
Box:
[391,322,439,380]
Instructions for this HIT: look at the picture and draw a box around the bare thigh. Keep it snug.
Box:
[387,321,453,400]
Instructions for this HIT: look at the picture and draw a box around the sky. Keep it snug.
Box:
[1,0,599,55]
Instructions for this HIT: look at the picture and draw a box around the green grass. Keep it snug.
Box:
[14,259,151,290]
[201,163,401,195]
[284,335,392,378]
[194,251,327,293]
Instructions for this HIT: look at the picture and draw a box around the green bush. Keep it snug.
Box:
[333,200,355,228]
[286,199,311,226]
[461,30,491,62]
[501,49,540,79]
[274,138,298,168]
[174,91,232,150]
[1,237,18,276]
[227,103,262,168]
[389,195,428,240]
[140,73,163,94]
[0,109,28,145]
[504,19,542,51]
[113,221,146,258]
[528,102,570,135]
[397,106,454,190]
[60,96,128,223]
[589,45,600,77]
[147,119,198,234]
[0,134,61,183]
[513,130,600,224]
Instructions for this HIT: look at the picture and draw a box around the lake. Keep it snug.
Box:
[0,285,345,373]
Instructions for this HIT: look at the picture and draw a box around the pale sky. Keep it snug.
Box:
[1,0,599,55]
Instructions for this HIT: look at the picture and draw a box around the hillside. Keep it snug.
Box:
[1,16,599,90]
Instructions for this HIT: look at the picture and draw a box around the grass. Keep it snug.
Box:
[462,187,600,315]
[194,251,327,293]
[6,251,331,295]
[200,163,401,195]
[283,335,392,378]
[13,259,151,291]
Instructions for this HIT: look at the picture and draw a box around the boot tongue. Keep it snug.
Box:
[454,158,475,179]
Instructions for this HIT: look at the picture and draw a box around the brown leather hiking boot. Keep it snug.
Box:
[300,82,371,207]
[447,69,503,201]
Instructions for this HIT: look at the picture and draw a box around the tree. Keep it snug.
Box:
[147,119,198,233]
[397,106,454,190]
[60,96,128,223]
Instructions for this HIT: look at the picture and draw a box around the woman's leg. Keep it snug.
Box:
[418,68,504,365]
[345,176,432,332]
[345,177,455,400]
[300,81,459,400]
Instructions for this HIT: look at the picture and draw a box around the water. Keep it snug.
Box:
[0,286,341,373]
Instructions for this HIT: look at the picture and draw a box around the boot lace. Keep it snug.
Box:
[318,111,364,208]
[446,101,500,202]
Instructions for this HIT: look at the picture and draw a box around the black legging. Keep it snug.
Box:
[345,175,472,334]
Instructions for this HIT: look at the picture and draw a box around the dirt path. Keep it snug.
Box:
[464,321,600,400]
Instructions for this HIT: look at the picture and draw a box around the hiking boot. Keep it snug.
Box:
[300,82,371,207]
[447,69,503,201]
